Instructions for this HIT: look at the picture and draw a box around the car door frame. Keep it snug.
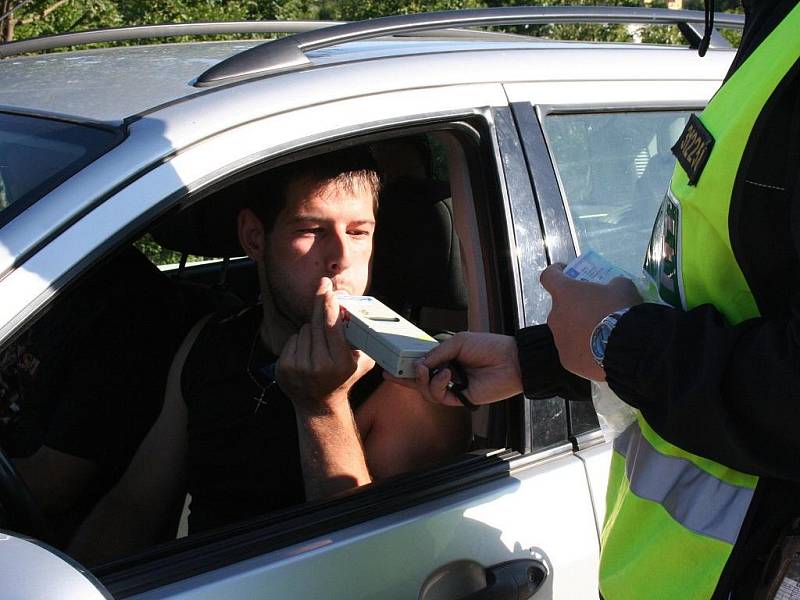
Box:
[506,86,720,529]
[0,82,599,600]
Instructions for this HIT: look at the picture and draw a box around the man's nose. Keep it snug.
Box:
[326,229,351,273]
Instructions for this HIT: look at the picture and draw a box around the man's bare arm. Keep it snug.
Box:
[293,395,372,500]
[278,279,374,501]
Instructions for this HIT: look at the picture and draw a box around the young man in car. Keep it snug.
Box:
[68,148,471,564]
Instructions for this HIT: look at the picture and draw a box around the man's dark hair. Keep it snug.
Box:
[246,146,381,233]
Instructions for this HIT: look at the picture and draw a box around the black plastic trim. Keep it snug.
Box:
[510,102,575,265]
[0,105,123,129]
[493,106,561,454]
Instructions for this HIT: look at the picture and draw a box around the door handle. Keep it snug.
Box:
[457,559,547,600]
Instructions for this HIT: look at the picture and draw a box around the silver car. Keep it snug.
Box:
[0,7,741,599]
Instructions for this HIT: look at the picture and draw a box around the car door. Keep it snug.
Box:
[503,74,724,526]
[0,82,600,600]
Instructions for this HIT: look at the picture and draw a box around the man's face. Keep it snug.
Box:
[265,175,376,325]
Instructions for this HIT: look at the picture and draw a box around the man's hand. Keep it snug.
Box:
[540,264,642,381]
[386,332,523,407]
[277,278,374,415]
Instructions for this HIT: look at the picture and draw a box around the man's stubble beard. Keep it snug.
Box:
[263,259,309,331]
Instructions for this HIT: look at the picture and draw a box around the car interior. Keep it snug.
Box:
[0,127,512,563]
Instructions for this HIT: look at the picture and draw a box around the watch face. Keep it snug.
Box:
[591,320,612,363]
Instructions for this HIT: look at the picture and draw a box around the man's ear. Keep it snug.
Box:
[238,208,266,261]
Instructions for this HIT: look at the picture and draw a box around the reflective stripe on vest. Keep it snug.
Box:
[603,7,800,598]
[613,421,754,546]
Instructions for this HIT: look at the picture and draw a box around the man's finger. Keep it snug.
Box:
[325,294,352,362]
[310,278,333,364]
[277,333,299,387]
[412,361,460,407]
[430,368,463,407]
[296,324,313,371]
[609,275,640,295]
[420,335,465,370]
[539,262,567,293]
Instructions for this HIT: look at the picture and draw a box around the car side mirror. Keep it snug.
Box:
[0,531,112,598]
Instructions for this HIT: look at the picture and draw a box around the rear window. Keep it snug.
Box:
[0,112,123,227]
[543,110,691,275]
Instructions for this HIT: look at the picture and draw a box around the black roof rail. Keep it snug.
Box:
[0,21,343,59]
[196,6,744,87]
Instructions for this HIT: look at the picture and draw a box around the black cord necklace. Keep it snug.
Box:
[245,327,277,414]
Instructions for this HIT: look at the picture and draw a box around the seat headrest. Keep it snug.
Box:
[370,177,467,311]
[151,181,248,258]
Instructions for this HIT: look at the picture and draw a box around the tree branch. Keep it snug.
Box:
[0,0,35,24]
[19,0,70,24]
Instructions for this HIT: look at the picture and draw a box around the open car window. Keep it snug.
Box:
[0,129,503,571]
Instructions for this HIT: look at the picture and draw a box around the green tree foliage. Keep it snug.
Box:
[115,0,250,24]
[2,0,745,43]
[3,0,277,43]
[134,233,184,267]
[3,0,120,41]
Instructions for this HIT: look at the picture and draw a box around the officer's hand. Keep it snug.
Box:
[385,331,523,407]
[540,264,642,381]
[277,278,374,415]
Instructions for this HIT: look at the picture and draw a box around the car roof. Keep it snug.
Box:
[0,35,732,125]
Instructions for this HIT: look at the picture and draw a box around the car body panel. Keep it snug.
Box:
[0,532,112,599]
[576,439,615,534]
[0,39,731,122]
[131,452,597,600]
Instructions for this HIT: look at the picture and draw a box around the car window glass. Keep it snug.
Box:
[543,111,690,274]
[0,134,482,566]
[0,113,122,227]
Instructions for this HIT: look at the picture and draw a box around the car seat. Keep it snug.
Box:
[369,176,468,334]
[150,180,256,322]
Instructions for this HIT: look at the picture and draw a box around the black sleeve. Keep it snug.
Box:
[604,302,800,481]
[515,324,590,402]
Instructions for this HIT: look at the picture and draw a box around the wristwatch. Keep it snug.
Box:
[589,308,630,369]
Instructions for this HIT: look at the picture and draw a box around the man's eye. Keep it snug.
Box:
[299,228,324,236]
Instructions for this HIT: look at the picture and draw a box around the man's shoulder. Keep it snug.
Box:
[179,306,261,399]
[194,305,260,351]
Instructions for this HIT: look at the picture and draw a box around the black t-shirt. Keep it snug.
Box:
[182,306,381,534]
